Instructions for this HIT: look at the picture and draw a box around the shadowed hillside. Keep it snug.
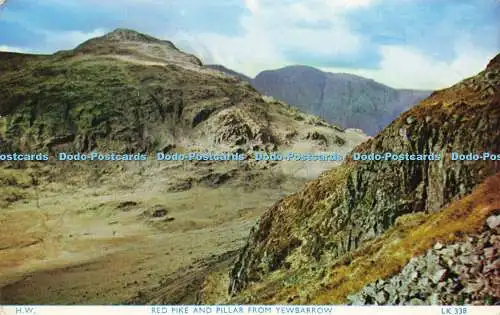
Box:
[204,64,431,136]
[225,54,500,305]
[252,66,432,136]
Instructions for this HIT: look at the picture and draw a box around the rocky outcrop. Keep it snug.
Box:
[204,108,278,149]
[229,55,500,295]
[347,213,500,305]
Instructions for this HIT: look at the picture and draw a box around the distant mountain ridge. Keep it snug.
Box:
[206,64,431,136]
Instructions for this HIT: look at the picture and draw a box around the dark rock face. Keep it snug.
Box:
[347,214,500,305]
[229,55,500,295]
[252,65,431,136]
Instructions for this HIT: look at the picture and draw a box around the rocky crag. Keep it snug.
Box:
[227,54,500,302]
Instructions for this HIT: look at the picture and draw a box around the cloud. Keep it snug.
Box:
[2,0,496,90]
[0,45,24,53]
[173,0,367,77]
[172,0,497,89]
[324,0,376,10]
[39,28,107,52]
[322,43,496,90]
[243,0,260,13]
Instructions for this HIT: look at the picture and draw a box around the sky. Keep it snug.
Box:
[0,0,498,90]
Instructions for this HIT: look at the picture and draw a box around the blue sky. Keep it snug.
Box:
[0,0,498,89]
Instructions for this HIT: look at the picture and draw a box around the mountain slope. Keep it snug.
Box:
[252,66,431,136]
[0,29,365,157]
[227,54,500,303]
[0,29,369,304]
[226,173,499,305]
[205,65,252,83]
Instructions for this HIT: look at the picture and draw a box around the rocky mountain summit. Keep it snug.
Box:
[74,28,203,69]
[0,29,364,157]
[227,54,500,303]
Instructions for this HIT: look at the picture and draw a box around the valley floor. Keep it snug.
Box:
[0,161,307,304]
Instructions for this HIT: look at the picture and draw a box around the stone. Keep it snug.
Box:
[486,215,500,230]
[483,247,495,259]
[437,282,447,291]
[418,277,430,288]
[399,286,410,299]
[342,224,499,306]
[434,242,444,250]
[469,266,480,274]
[333,135,346,146]
[363,286,377,297]
[470,255,482,264]
[409,298,425,305]
[152,208,168,218]
[385,284,397,297]
[388,294,399,305]
[116,201,138,210]
[459,255,474,266]
[347,294,366,305]
[446,259,456,269]
[409,270,419,282]
[441,247,458,258]
[425,253,440,267]
[167,179,193,192]
[464,281,484,293]
[406,116,416,124]
[429,293,440,305]
[483,259,499,273]
[375,290,388,305]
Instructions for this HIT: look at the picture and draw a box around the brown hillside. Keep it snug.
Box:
[229,54,500,297]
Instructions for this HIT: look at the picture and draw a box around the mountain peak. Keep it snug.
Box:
[101,28,164,44]
[75,28,177,52]
[73,28,202,68]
